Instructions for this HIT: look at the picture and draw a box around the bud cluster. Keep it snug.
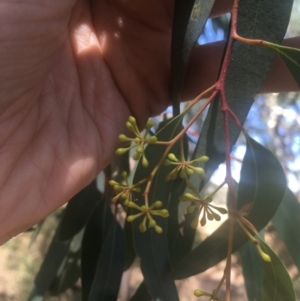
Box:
[116,116,157,167]
[164,153,209,181]
[180,192,227,228]
[109,171,141,205]
[126,200,169,233]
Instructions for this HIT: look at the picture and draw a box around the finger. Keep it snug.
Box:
[182,37,300,100]
[210,0,233,18]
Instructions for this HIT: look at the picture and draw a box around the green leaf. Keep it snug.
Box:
[57,180,102,241]
[239,233,264,301]
[194,0,293,182]
[88,221,126,301]
[272,188,300,273]
[81,199,114,301]
[265,42,300,88]
[260,239,296,301]
[172,137,286,279]
[48,230,83,295]
[171,0,215,114]
[123,216,136,271]
[240,236,296,301]
[27,229,71,300]
[132,117,183,301]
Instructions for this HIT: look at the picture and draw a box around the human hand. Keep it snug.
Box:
[0,0,297,244]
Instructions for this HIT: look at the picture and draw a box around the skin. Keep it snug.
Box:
[0,0,298,244]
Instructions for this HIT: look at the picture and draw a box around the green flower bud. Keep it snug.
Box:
[200,214,207,226]
[142,155,149,167]
[133,153,140,160]
[186,167,194,176]
[149,219,156,227]
[146,119,154,128]
[128,116,137,125]
[116,148,129,155]
[139,218,147,232]
[136,146,144,154]
[213,206,228,214]
[119,134,129,142]
[152,201,162,208]
[193,167,205,177]
[195,155,209,163]
[127,214,141,222]
[148,136,157,143]
[121,171,128,178]
[168,153,178,162]
[194,289,210,297]
[154,225,163,234]
[109,180,119,186]
[256,245,271,262]
[158,209,169,217]
[126,121,134,131]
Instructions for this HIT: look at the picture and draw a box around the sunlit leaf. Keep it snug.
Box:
[171,0,215,113]
[172,137,286,279]
[272,188,300,273]
[57,180,102,241]
[194,0,293,182]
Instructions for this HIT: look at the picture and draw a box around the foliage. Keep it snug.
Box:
[28,1,300,300]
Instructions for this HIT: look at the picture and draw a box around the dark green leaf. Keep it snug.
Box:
[27,230,71,300]
[194,0,293,182]
[260,239,296,301]
[81,199,114,301]
[272,188,300,273]
[132,117,183,301]
[88,221,126,301]
[239,234,264,301]
[266,43,300,88]
[57,180,102,241]
[172,137,286,279]
[171,0,215,114]
[49,230,83,295]
[123,216,136,271]
[130,281,152,301]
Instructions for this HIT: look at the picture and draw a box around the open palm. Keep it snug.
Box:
[0,0,200,243]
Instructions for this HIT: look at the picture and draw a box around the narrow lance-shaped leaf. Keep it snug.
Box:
[239,232,264,301]
[194,0,293,182]
[48,230,83,295]
[88,220,126,301]
[272,188,300,273]
[264,42,300,88]
[57,180,102,241]
[171,0,215,114]
[260,238,296,301]
[132,116,183,301]
[172,136,286,279]
[81,199,114,301]
[27,228,71,300]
